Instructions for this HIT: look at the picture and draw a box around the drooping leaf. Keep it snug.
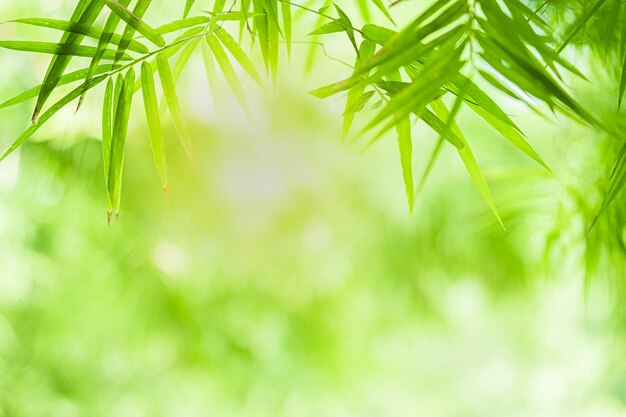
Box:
[343,40,376,139]
[141,62,168,192]
[389,69,414,213]
[206,33,249,111]
[200,38,219,107]
[282,2,292,58]
[214,27,265,88]
[156,53,194,162]
[102,76,114,210]
[430,99,504,227]
[108,68,136,217]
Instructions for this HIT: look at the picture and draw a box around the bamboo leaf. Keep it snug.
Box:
[282,2,292,58]
[114,0,155,63]
[141,62,168,192]
[184,0,195,18]
[156,53,194,162]
[79,0,132,111]
[0,41,131,60]
[214,27,265,88]
[430,99,504,228]
[33,0,105,123]
[156,16,211,34]
[102,76,114,209]
[343,40,376,139]
[108,69,136,218]
[104,0,166,47]
[389,69,414,213]
[201,38,219,107]
[206,33,249,112]
[7,18,149,53]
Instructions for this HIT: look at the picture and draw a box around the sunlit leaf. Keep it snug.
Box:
[141,62,168,192]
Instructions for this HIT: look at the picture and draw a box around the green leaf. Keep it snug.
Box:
[371,0,395,24]
[389,69,414,213]
[184,0,195,18]
[104,0,166,47]
[206,33,249,112]
[79,0,132,111]
[7,18,148,53]
[108,68,136,218]
[102,76,114,195]
[156,16,211,34]
[33,0,105,122]
[343,91,375,116]
[141,62,168,192]
[282,2,292,58]
[156,53,194,162]
[206,11,264,21]
[214,27,265,88]
[343,40,376,139]
[114,0,154,63]
[309,21,345,36]
[200,38,219,107]
[333,4,358,53]
[0,41,131,60]
[617,49,626,110]
[1,74,108,162]
[430,99,504,228]
[0,64,119,110]
[556,0,608,54]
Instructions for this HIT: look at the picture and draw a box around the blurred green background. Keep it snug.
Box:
[1,1,626,416]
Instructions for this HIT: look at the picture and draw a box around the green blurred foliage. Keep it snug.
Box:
[1,1,626,416]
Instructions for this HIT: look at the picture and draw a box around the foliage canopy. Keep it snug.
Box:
[0,0,624,225]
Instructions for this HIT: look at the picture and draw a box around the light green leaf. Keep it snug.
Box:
[108,68,136,218]
[104,0,166,47]
[141,62,168,192]
[156,16,211,34]
[0,41,131,60]
[7,18,148,53]
[215,27,265,88]
[156,53,194,162]
[430,99,504,228]
[206,33,249,112]
[33,0,105,122]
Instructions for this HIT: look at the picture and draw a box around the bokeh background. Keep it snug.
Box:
[1,1,626,416]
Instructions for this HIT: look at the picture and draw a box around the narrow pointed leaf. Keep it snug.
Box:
[33,0,105,122]
[108,68,136,216]
[102,77,114,208]
[206,33,249,111]
[141,62,168,191]
[0,41,131,59]
[104,0,166,47]
[214,27,265,88]
[156,53,194,161]
[8,18,148,53]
